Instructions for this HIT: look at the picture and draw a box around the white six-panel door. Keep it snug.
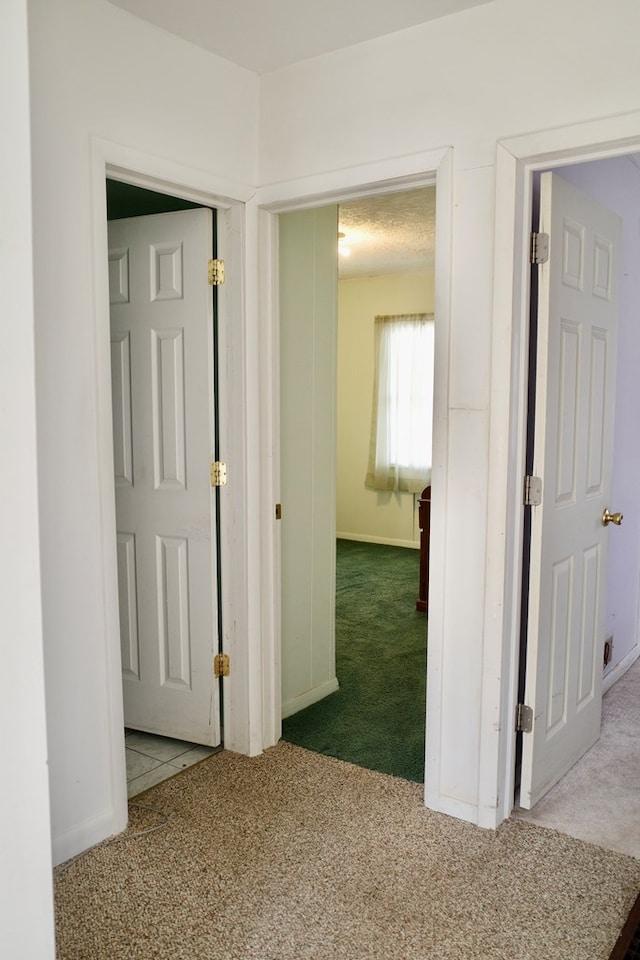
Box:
[108,209,220,746]
[520,173,620,808]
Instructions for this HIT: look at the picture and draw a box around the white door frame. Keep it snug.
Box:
[492,111,640,822]
[254,147,454,798]
[88,138,258,830]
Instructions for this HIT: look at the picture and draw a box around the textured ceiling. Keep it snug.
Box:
[338,187,436,279]
[107,0,492,74]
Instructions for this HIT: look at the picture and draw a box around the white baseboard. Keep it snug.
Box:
[603,643,640,694]
[52,805,128,867]
[424,789,481,827]
[282,677,339,720]
[336,532,419,550]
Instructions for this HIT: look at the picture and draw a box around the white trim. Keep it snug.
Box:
[337,533,419,550]
[497,110,640,171]
[216,197,260,756]
[424,148,454,818]
[97,138,255,206]
[428,794,485,826]
[256,149,444,211]
[258,206,282,750]
[52,808,124,869]
[603,644,640,695]
[256,146,452,815]
[282,678,340,720]
[493,111,640,826]
[479,143,533,828]
[86,139,256,855]
[87,143,130,854]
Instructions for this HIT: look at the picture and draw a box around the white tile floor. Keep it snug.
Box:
[125,729,220,798]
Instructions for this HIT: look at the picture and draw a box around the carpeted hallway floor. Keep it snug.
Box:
[54,743,640,960]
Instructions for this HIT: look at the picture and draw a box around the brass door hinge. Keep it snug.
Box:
[208,259,225,286]
[214,653,230,678]
[275,503,282,520]
[210,461,227,487]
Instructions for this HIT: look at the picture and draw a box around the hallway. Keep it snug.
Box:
[515,657,640,859]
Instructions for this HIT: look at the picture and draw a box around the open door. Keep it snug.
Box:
[108,208,221,746]
[520,172,621,808]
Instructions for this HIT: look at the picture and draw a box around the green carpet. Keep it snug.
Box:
[282,539,427,783]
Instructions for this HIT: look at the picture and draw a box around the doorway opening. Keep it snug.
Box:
[278,186,435,784]
[513,153,640,854]
[106,178,224,797]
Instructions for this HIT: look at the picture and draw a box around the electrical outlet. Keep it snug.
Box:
[604,636,613,667]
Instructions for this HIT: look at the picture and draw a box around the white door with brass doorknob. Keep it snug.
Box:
[520,173,621,809]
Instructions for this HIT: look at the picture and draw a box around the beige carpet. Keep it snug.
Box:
[54,742,640,960]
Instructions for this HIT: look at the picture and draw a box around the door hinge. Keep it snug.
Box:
[523,475,542,507]
[208,258,225,286]
[530,232,549,265]
[515,703,533,733]
[275,503,282,520]
[210,461,227,487]
[214,653,230,678]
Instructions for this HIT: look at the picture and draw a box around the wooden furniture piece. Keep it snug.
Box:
[416,485,431,613]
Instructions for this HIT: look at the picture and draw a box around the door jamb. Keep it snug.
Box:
[254,147,453,805]
[89,138,256,832]
[492,112,640,823]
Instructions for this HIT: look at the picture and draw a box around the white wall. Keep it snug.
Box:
[260,1,640,184]
[556,158,640,676]
[337,272,434,547]
[259,0,640,825]
[28,0,259,863]
[16,3,640,918]
[280,208,339,717]
[0,1,55,956]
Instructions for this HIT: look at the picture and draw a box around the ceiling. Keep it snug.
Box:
[107,0,492,75]
[338,187,435,279]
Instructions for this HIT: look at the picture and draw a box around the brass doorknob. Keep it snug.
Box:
[602,508,623,526]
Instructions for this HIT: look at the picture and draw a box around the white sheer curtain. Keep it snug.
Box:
[365,313,434,493]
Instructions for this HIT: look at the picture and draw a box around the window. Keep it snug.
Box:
[365,313,434,493]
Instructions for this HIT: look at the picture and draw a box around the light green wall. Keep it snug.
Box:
[280,207,339,717]
[337,271,434,547]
